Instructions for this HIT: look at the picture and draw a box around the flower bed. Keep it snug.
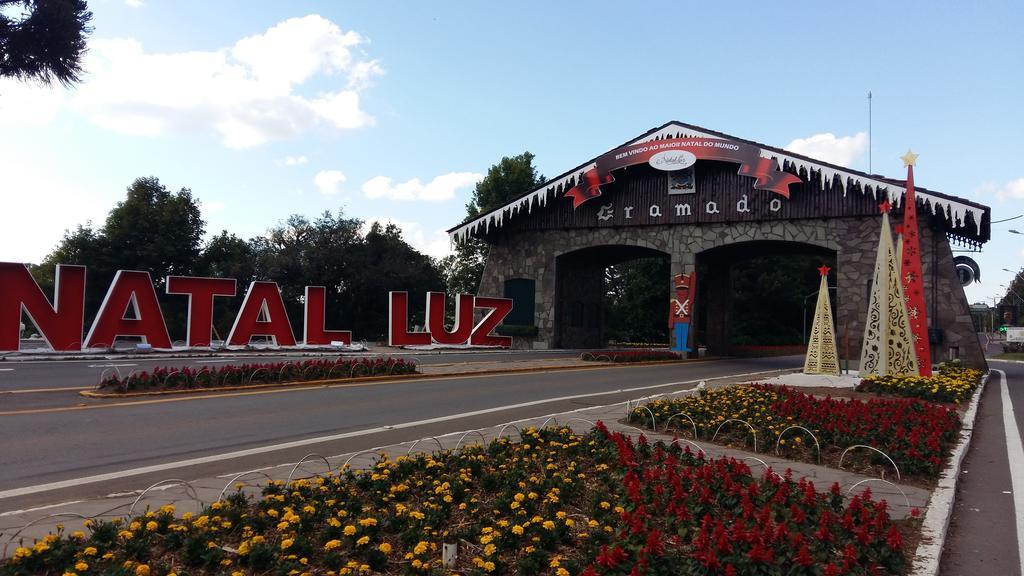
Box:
[580,350,682,363]
[634,384,961,479]
[97,357,418,393]
[856,364,983,404]
[2,424,908,576]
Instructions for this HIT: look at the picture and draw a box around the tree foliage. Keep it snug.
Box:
[29,178,442,344]
[0,0,92,86]
[441,152,544,294]
[33,177,204,335]
[603,257,670,344]
[728,253,836,346]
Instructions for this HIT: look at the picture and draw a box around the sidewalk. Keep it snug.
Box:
[0,377,928,556]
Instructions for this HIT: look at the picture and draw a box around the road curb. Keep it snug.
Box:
[78,358,706,398]
[909,371,990,576]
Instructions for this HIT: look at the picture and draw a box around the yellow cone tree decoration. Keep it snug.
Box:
[859,200,919,376]
[804,265,840,375]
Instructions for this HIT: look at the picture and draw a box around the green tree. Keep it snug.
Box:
[441,152,544,294]
[34,177,205,339]
[728,253,835,346]
[104,176,205,284]
[348,222,444,340]
[603,258,670,344]
[195,231,256,339]
[0,0,93,86]
[250,211,363,338]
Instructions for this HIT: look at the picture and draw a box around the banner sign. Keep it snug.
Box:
[0,262,513,352]
[565,137,802,209]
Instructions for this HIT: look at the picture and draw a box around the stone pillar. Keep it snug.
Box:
[920,225,987,370]
[834,218,877,368]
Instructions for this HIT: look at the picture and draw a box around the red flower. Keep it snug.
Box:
[885,525,903,550]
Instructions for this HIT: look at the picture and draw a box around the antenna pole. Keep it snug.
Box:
[868,91,873,173]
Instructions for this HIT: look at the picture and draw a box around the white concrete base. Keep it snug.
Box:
[757,371,860,389]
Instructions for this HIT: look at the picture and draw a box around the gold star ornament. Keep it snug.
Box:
[901,149,919,167]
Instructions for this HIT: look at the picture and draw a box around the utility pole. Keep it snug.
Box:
[868,91,873,174]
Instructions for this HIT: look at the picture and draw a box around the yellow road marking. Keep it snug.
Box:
[0,362,706,416]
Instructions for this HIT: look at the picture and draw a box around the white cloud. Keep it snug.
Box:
[784,132,868,167]
[125,0,143,7]
[362,218,452,258]
[989,178,1024,201]
[0,147,113,265]
[362,172,482,202]
[0,78,65,125]
[314,170,347,195]
[280,155,309,166]
[34,15,386,148]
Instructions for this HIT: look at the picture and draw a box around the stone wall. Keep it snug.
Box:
[477,216,985,369]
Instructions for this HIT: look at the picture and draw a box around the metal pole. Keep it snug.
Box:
[868,91,873,174]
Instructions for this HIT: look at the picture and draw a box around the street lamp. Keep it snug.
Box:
[1002,284,1024,305]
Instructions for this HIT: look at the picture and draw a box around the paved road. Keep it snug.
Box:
[0,349,579,391]
[940,358,1024,575]
[0,355,800,512]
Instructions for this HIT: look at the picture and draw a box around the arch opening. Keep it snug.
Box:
[695,241,837,356]
[554,245,670,349]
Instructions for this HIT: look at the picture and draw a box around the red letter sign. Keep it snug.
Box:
[304,286,352,345]
[388,291,431,346]
[166,276,236,347]
[85,270,172,349]
[227,282,297,346]
[0,262,86,352]
[470,297,513,347]
[426,292,475,345]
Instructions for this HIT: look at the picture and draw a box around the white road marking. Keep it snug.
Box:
[0,368,785,500]
[0,500,83,517]
[192,360,235,364]
[86,363,137,368]
[0,368,14,372]
[997,369,1024,576]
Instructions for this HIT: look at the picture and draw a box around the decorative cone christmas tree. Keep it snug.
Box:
[898,150,933,375]
[860,200,919,376]
[804,265,840,375]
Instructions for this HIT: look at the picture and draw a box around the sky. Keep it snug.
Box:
[1,0,1022,305]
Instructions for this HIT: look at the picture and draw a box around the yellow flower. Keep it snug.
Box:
[343,525,357,536]
[378,542,392,554]
[324,539,342,551]
[281,538,294,550]
[356,536,370,546]
[135,566,151,576]
[75,561,89,571]
[83,546,97,556]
